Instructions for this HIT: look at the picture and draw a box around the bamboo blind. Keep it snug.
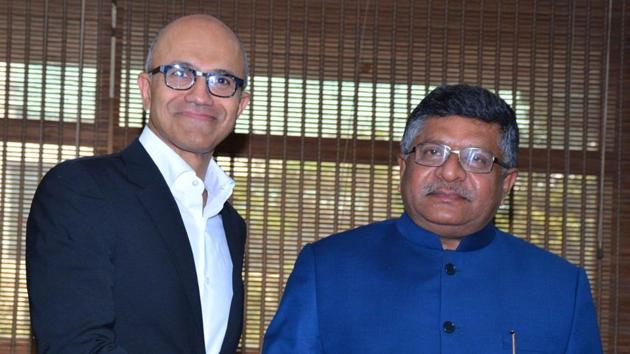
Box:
[1,0,628,353]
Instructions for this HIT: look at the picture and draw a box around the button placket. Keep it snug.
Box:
[441,254,458,342]
[445,262,456,275]
[443,320,456,333]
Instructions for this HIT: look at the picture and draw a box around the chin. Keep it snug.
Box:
[423,213,470,227]
[423,207,465,219]
[430,219,469,228]
[172,142,214,154]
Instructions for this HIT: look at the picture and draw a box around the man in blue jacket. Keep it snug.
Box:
[263,84,602,353]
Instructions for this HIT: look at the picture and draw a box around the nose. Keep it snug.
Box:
[184,77,214,105]
[435,152,466,182]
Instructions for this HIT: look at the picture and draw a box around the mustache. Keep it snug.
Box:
[422,181,473,201]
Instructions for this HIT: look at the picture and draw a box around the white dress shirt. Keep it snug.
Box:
[139,127,234,354]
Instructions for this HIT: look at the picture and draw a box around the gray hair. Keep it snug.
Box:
[400,84,519,169]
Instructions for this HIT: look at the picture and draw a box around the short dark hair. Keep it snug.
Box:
[400,84,519,168]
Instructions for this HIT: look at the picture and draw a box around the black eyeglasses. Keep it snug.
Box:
[149,64,245,98]
[407,142,509,174]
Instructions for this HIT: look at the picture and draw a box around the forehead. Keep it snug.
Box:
[152,17,244,74]
[414,115,502,151]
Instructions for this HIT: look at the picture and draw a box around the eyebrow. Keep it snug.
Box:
[418,140,495,151]
[169,61,195,68]
[210,68,239,77]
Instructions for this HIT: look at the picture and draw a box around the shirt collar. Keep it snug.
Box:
[138,126,235,215]
[396,212,495,252]
[139,126,191,187]
[203,159,235,216]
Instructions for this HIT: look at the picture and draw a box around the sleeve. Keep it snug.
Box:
[262,244,323,354]
[565,268,603,354]
[26,163,128,354]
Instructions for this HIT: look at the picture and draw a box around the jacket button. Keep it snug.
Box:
[445,263,456,275]
[443,321,456,333]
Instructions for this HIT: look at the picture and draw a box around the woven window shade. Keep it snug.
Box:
[1,0,628,353]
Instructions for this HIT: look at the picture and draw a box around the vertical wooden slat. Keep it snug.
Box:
[0,0,13,306]
[595,3,614,342]
[243,0,257,347]
[494,0,501,89]
[426,0,433,92]
[543,1,555,252]
[476,0,483,84]
[1,1,627,352]
[612,1,627,350]
[270,0,291,349]
[334,0,344,232]
[120,0,133,144]
[57,0,67,161]
[525,0,537,244]
[297,0,309,252]
[457,0,468,83]
[324,0,334,238]
[74,0,85,155]
[609,1,627,352]
[368,1,377,225]
[441,0,448,85]
[579,0,593,272]
[405,1,414,117]
[386,0,398,219]
[36,0,49,182]
[560,0,575,259]
[260,0,273,342]
[14,1,32,349]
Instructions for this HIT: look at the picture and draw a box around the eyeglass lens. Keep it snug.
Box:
[164,65,238,98]
[414,143,496,173]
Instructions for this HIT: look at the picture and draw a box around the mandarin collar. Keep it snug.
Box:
[395,212,495,252]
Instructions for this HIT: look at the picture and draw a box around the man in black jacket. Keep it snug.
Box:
[27,14,250,354]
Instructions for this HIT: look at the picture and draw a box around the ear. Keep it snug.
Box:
[236,91,251,116]
[501,168,518,198]
[397,154,407,193]
[137,72,152,111]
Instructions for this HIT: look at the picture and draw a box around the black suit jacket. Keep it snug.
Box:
[26,140,246,354]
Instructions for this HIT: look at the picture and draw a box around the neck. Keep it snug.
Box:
[440,238,461,250]
[178,152,212,180]
[146,124,214,180]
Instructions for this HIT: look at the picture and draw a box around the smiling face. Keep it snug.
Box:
[399,115,518,249]
[137,15,250,167]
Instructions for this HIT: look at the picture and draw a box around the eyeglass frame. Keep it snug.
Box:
[406,142,510,174]
[148,63,245,98]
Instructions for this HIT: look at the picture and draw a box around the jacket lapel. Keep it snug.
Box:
[218,203,246,354]
[220,204,245,271]
[121,140,206,353]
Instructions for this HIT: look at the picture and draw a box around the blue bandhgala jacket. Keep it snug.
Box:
[263,213,602,354]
